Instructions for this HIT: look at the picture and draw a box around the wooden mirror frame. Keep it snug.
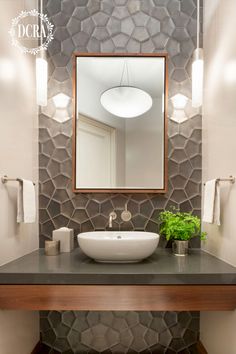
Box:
[72,52,168,194]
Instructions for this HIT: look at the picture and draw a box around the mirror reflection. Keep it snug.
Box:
[74,54,167,191]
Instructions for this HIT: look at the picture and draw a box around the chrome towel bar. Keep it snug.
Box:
[1,175,35,186]
[204,176,235,186]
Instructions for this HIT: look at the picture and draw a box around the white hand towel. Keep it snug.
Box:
[203,179,221,226]
[17,180,36,223]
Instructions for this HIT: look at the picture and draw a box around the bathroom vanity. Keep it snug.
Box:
[0,248,235,311]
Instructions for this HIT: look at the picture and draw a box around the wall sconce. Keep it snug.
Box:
[192,0,204,108]
[171,94,188,123]
[36,55,48,106]
[52,93,70,109]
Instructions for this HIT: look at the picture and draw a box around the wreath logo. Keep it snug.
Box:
[9,9,54,55]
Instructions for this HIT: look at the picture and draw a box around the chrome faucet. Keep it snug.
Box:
[108,211,117,228]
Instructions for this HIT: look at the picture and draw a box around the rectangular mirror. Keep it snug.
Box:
[73,53,168,193]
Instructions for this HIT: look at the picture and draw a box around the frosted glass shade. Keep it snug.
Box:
[100,86,152,118]
[36,57,48,106]
[192,48,204,108]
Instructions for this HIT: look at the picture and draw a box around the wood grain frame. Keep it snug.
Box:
[1,285,236,311]
[72,52,168,193]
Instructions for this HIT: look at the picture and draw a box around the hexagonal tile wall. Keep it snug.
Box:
[39,0,202,352]
[41,311,200,353]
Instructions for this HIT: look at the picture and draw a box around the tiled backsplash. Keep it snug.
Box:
[39,0,202,248]
[39,0,202,352]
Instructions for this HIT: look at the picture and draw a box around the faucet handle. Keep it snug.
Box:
[121,202,132,222]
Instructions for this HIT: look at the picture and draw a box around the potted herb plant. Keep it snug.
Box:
[159,210,206,256]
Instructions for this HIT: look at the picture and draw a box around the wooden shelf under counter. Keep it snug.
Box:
[0,248,236,311]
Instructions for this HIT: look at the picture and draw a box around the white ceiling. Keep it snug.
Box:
[77,56,165,98]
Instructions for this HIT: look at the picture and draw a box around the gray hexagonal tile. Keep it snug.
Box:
[112,33,129,47]
[61,200,74,218]
[101,0,115,15]
[112,6,130,19]
[126,312,139,326]
[132,27,149,41]
[128,0,141,14]
[151,6,168,20]
[181,0,195,16]
[92,12,109,26]
[87,0,100,15]
[140,200,153,218]
[87,200,100,217]
[41,180,55,197]
[152,32,168,48]
[67,17,81,36]
[72,209,89,223]
[172,11,190,27]
[150,316,166,332]
[73,7,90,21]
[146,17,160,36]
[93,27,110,40]
[166,38,180,56]
[101,38,115,52]
[141,38,155,52]
[159,329,172,347]
[46,0,61,16]
[127,38,140,52]
[62,312,76,327]
[81,324,119,351]
[130,323,149,351]
[171,175,187,189]
[67,329,80,350]
[139,312,153,327]
[41,328,56,346]
[54,323,70,338]
[121,17,135,35]
[81,220,94,233]
[48,311,62,327]
[144,327,159,347]
[91,215,107,229]
[132,12,149,26]
[166,0,180,16]
[170,337,186,351]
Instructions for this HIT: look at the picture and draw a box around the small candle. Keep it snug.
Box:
[45,240,60,256]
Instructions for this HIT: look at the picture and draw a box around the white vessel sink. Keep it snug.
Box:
[77,231,159,263]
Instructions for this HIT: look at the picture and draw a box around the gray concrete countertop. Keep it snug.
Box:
[0,248,235,285]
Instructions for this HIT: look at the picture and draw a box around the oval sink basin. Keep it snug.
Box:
[77,231,159,263]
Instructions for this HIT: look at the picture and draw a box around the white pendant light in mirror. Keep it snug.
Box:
[192,0,204,108]
[100,60,152,118]
[36,0,48,107]
[101,86,152,118]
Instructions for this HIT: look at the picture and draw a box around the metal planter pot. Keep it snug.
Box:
[172,240,189,256]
